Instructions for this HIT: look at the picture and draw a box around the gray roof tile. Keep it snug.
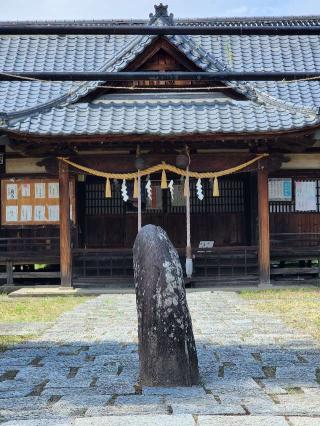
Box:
[4,94,318,136]
[0,33,155,119]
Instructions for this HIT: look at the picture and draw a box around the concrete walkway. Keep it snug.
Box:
[0,291,319,425]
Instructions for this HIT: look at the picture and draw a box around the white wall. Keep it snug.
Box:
[281,154,320,170]
[6,158,46,174]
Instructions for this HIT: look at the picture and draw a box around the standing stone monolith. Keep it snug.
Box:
[133,224,199,386]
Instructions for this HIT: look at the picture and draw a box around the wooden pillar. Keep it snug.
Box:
[185,169,193,278]
[59,159,72,287]
[137,173,142,232]
[257,162,271,286]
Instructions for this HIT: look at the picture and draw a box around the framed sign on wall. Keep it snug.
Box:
[268,178,292,201]
[295,180,317,212]
[1,178,75,225]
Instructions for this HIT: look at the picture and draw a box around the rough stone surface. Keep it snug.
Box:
[0,290,319,424]
[74,415,195,425]
[198,416,288,425]
[133,225,199,386]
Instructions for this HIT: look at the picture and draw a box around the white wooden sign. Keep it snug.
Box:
[295,181,317,211]
[7,184,18,200]
[6,205,18,222]
[199,241,215,249]
[20,205,32,222]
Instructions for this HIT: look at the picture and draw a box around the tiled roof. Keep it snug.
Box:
[0,9,320,135]
[5,94,319,136]
[0,34,155,119]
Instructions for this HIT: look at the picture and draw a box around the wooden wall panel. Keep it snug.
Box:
[85,215,125,248]
[270,213,320,234]
[84,212,246,249]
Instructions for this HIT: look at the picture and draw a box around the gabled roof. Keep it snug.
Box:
[0,5,320,136]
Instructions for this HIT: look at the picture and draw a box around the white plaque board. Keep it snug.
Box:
[48,182,59,198]
[21,183,31,197]
[35,183,46,198]
[48,205,59,222]
[20,205,32,222]
[295,181,317,211]
[34,205,46,221]
[199,241,215,249]
[6,205,18,222]
[7,184,18,200]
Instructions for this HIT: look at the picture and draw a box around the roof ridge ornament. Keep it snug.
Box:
[149,3,174,25]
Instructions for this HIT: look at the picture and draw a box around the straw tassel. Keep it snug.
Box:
[133,177,139,199]
[213,177,220,197]
[184,176,190,197]
[161,169,168,189]
[105,178,112,198]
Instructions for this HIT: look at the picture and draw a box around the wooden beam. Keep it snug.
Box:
[7,125,318,145]
[59,159,72,287]
[257,162,271,286]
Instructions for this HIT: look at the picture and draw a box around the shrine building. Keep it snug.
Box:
[1,4,320,288]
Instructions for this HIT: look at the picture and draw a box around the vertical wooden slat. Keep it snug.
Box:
[257,163,271,286]
[59,159,72,287]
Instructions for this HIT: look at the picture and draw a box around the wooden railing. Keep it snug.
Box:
[72,246,259,286]
[271,232,320,248]
[0,237,60,255]
[192,246,258,284]
[0,237,60,286]
[73,248,133,280]
[270,233,320,279]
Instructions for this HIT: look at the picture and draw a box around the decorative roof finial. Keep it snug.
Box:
[149,3,174,25]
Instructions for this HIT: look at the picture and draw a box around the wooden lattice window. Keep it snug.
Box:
[85,178,245,216]
[167,178,245,214]
[85,182,124,215]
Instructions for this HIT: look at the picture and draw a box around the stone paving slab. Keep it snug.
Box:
[0,291,319,424]
[74,415,195,425]
[288,417,320,425]
[198,415,289,425]
[2,420,72,426]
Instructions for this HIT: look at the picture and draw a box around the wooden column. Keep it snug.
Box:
[59,159,72,287]
[137,173,142,232]
[257,162,271,286]
[185,169,193,278]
